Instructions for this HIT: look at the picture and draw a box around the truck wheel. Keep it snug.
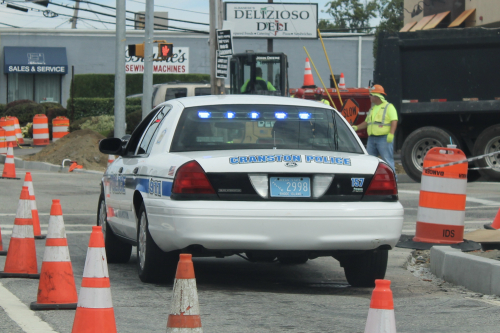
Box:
[97,192,132,263]
[473,124,500,181]
[401,127,453,182]
[341,250,388,288]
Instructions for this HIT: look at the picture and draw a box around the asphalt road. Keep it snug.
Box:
[1,168,500,332]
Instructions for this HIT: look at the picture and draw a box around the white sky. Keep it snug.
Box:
[0,1,352,30]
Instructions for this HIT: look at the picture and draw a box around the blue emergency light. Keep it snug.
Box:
[226,111,236,119]
[275,112,287,120]
[249,112,260,119]
[198,111,211,119]
[298,112,311,120]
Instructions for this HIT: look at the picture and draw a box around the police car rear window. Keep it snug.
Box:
[170,104,363,153]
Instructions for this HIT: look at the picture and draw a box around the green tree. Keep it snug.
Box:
[323,0,378,33]
[373,0,404,58]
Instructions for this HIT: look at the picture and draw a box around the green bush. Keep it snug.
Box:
[5,103,45,125]
[126,97,142,106]
[126,110,143,134]
[5,99,36,112]
[69,98,115,120]
[0,104,6,117]
[126,105,142,115]
[78,115,115,137]
[71,73,211,98]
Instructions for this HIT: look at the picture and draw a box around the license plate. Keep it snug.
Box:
[270,177,311,198]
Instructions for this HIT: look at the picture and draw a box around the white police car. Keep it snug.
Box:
[98,95,403,286]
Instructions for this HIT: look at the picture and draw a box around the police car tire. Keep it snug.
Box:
[473,124,500,181]
[97,192,132,264]
[342,249,388,288]
[137,203,177,283]
[401,126,454,182]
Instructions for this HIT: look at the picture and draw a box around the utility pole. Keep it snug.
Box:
[114,0,126,139]
[209,0,217,95]
[267,0,273,52]
[71,0,80,29]
[216,0,225,94]
[142,0,154,119]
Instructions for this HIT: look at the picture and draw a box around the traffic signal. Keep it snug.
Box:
[158,43,173,59]
[128,43,145,58]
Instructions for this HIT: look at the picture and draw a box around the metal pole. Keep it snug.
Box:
[142,0,154,118]
[209,0,217,95]
[71,0,80,29]
[114,0,126,138]
[267,0,273,52]
[358,36,362,88]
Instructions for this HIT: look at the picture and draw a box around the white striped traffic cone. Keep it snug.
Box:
[31,199,78,310]
[302,58,315,87]
[107,155,115,168]
[364,279,396,333]
[167,254,202,332]
[338,73,346,89]
[0,224,6,256]
[23,172,45,239]
[0,186,39,278]
[71,226,117,332]
[1,142,20,180]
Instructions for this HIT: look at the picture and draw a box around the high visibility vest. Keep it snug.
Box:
[366,102,393,136]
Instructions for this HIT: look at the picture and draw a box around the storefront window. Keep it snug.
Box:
[7,73,61,103]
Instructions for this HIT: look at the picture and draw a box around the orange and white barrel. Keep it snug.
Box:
[33,114,50,146]
[0,116,17,145]
[413,147,468,244]
[11,116,24,144]
[52,116,70,142]
[0,127,6,155]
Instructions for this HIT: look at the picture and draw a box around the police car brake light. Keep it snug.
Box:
[172,161,215,194]
[198,111,211,119]
[365,163,397,195]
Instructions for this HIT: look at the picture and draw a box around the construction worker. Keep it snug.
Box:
[352,84,398,174]
[314,88,329,105]
[240,67,276,93]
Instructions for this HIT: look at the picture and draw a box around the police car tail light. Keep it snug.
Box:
[172,161,215,194]
[365,163,397,195]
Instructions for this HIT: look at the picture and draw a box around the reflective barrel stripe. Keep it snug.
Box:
[420,175,467,194]
[33,114,49,145]
[419,191,466,210]
[416,207,465,226]
[52,117,70,142]
[33,123,48,129]
[52,126,69,133]
[11,117,24,144]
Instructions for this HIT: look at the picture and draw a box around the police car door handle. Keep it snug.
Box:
[118,167,123,173]
[133,167,139,174]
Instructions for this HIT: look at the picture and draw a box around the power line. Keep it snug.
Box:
[64,0,209,26]
[0,21,20,28]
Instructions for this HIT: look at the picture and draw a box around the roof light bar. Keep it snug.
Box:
[275,112,287,120]
[298,112,311,120]
[198,111,211,119]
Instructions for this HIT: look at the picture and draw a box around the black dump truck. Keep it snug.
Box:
[375,27,500,182]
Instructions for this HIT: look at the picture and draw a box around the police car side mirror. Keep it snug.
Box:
[99,138,124,156]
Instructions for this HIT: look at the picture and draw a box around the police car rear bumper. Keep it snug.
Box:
[145,200,404,253]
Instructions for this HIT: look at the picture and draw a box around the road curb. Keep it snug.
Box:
[430,246,500,295]
[0,155,103,175]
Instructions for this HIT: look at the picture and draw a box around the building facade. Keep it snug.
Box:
[0,29,374,107]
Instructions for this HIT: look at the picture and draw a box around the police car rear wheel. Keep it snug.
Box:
[137,203,177,283]
[341,249,388,288]
[97,192,132,263]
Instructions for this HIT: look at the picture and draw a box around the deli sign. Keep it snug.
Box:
[125,47,189,74]
[224,2,318,39]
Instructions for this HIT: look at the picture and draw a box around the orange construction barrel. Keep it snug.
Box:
[11,116,24,144]
[0,127,6,155]
[52,116,70,142]
[33,114,50,146]
[413,146,468,244]
[0,116,17,145]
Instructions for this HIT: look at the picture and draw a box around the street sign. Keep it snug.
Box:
[216,52,229,78]
[216,30,233,56]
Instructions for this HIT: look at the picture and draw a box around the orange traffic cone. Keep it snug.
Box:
[69,161,83,172]
[338,73,346,89]
[24,172,45,239]
[1,142,20,180]
[107,155,115,168]
[31,199,78,310]
[72,226,117,333]
[0,186,39,278]
[302,58,315,88]
[364,279,396,333]
[0,225,6,256]
[484,208,500,229]
[166,254,202,332]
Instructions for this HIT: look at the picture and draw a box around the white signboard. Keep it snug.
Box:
[125,47,189,74]
[216,52,229,78]
[224,2,318,39]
